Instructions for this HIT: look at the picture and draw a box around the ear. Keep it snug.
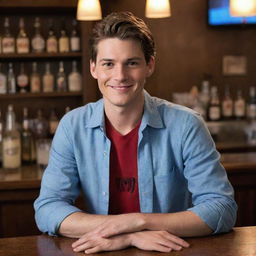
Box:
[90,60,98,79]
[146,56,155,77]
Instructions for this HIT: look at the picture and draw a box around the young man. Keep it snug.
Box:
[34,12,237,254]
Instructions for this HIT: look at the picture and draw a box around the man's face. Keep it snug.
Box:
[90,38,155,110]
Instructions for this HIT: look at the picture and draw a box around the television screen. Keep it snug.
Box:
[208,0,256,26]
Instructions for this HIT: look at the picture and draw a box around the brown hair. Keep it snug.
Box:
[89,11,156,64]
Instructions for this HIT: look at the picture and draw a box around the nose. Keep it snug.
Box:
[114,64,127,82]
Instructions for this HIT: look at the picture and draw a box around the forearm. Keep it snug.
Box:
[142,211,213,237]
[58,212,110,238]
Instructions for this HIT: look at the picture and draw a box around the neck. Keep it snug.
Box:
[104,96,144,135]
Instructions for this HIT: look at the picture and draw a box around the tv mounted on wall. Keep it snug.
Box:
[208,0,256,26]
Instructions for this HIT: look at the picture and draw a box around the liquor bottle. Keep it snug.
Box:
[46,20,58,53]
[234,89,246,120]
[59,22,69,53]
[208,86,221,121]
[56,61,67,92]
[49,108,59,137]
[200,76,211,120]
[2,105,21,169]
[0,63,7,94]
[65,106,71,114]
[68,61,82,91]
[21,107,34,164]
[30,62,41,93]
[0,110,3,164]
[247,86,256,121]
[33,109,49,139]
[0,35,2,53]
[70,19,81,52]
[31,17,45,53]
[16,17,29,54]
[17,63,29,93]
[2,17,15,54]
[7,63,16,94]
[222,85,233,120]
[42,63,54,92]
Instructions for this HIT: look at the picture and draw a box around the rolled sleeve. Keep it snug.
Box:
[182,113,237,233]
[34,115,82,235]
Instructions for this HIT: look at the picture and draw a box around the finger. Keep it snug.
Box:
[84,246,101,254]
[158,240,183,251]
[73,241,93,252]
[149,244,173,253]
[165,233,190,248]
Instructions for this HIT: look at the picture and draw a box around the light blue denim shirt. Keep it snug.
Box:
[34,90,237,236]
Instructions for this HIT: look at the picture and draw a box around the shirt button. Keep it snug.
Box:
[102,192,107,196]
[103,151,107,157]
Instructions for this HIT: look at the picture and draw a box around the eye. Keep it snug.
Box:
[127,61,139,67]
[102,62,113,67]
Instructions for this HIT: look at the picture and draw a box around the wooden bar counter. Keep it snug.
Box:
[0,226,256,256]
[0,153,256,237]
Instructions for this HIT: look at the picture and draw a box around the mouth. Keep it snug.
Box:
[108,85,133,90]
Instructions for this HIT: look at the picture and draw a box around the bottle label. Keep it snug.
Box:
[222,101,233,117]
[247,104,256,119]
[43,75,54,92]
[31,76,41,92]
[2,37,15,53]
[209,106,220,120]
[57,77,66,91]
[68,73,82,91]
[17,38,29,53]
[0,74,7,94]
[3,138,21,169]
[47,38,58,53]
[59,37,69,52]
[32,36,45,52]
[234,100,245,117]
[70,37,80,51]
[17,74,29,87]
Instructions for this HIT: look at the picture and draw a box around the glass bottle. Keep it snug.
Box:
[70,19,80,52]
[59,22,69,53]
[208,86,221,121]
[2,17,15,54]
[2,105,21,169]
[31,17,45,53]
[30,62,41,93]
[234,89,246,120]
[17,63,29,93]
[46,20,58,53]
[33,109,49,139]
[21,107,34,164]
[68,61,82,92]
[56,61,67,92]
[247,86,256,121]
[221,85,233,120]
[42,63,54,92]
[7,63,16,94]
[49,108,59,137]
[16,17,29,54]
[0,63,7,94]
[65,106,71,114]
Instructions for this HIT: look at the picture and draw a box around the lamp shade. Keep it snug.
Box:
[230,0,256,17]
[145,0,171,18]
[77,0,102,21]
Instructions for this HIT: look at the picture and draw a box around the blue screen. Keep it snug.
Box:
[208,0,256,26]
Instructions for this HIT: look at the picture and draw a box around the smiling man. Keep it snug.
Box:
[34,12,237,254]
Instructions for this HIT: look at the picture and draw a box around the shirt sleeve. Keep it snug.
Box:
[34,114,82,236]
[182,113,237,234]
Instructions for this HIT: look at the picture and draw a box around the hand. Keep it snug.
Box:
[76,213,146,240]
[130,230,190,252]
[72,233,131,254]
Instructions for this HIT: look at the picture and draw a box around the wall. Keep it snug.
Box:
[101,0,256,101]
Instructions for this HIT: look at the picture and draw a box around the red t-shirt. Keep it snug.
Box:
[106,118,141,214]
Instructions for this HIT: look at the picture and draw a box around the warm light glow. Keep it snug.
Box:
[230,0,256,17]
[145,0,171,18]
[77,0,102,21]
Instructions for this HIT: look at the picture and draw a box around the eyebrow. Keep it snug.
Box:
[99,57,143,62]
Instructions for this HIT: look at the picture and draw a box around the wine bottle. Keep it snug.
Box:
[0,63,7,94]
[68,61,82,91]
[16,17,29,54]
[31,17,45,53]
[42,63,54,92]
[30,62,41,93]
[56,61,67,92]
[2,17,15,54]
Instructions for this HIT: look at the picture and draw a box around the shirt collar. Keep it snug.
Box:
[85,90,164,130]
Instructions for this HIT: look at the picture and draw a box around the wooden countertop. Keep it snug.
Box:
[0,226,255,256]
[1,152,256,190]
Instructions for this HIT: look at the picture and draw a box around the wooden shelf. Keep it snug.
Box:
[0,91,83,99]
[0,52,82,61]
